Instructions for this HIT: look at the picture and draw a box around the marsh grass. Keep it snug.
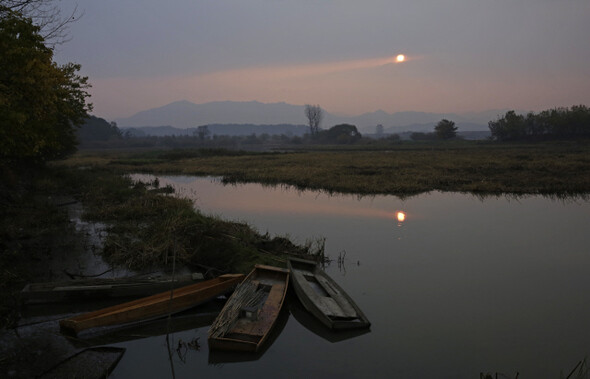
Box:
[56,167,318,273]
[0,163,321,328]
[63,141,590,197]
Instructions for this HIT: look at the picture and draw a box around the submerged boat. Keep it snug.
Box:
[287,257,370,330]
[21,273,205,304]
[59,274,244,336]
[208,265,289,352]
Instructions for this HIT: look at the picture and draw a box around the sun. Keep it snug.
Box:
[396,54,406,63]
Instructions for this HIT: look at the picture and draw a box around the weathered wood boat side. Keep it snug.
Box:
[59,274,244,336]
[289,295,370,343]
[21,273,205,304]
[208,265,289,352]
[287,257,370,330]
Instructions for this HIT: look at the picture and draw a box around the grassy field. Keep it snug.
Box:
[61,140,590,197]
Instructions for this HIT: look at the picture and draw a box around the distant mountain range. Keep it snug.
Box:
[116,100,512,134]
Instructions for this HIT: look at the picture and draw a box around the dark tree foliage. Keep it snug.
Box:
[0,8,92,163]
[434,119,458,140]
[194,125,210,141]
[77,116,122,142]
[316,124,362,144]
[488,105,590,141]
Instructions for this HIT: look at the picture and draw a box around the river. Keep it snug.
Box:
[113,175,590,378]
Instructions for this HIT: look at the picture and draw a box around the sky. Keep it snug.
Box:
[54,0,590,120]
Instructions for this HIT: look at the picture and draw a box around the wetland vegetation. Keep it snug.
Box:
[0,163,321,327]
[63,140,590,197]
[2,139,589,328]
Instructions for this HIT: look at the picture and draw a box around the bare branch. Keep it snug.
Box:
[1,0,82,46]
[305,104,323,136]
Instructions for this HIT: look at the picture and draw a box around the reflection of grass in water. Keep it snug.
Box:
[480,357,589,379]
[55,167,321,274]
[563,357,589,379]
[62,141,590,197]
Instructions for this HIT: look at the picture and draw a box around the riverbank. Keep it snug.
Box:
[62,140,590,197]
[0,164,321,328]
[3,140,588,323]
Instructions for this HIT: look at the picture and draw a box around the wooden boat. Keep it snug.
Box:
[287,257,370,330]
[208,265,289,352]
[21,272,205,304]
[71,301,224,348]
[208,305,290,364]
[59,274,244,336]
[289,294,370,342]
[38,346,125,379]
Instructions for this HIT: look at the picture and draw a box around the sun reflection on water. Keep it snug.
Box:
[396,211,406,223]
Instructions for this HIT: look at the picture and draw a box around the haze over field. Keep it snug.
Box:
[54,1,590,121]
[116,100,496,134]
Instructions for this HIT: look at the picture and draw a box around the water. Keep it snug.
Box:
[114,175,590,378]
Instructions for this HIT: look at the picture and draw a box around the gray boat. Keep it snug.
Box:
[287,257,370,330]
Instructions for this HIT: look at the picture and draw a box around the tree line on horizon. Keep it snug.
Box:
[78,104,590,149]
[488,105,590,141]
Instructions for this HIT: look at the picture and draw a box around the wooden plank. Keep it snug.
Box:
[293,272,345,318]
[294,271,356,318]
[315,275,357,318]
[316,297,349,318]
[208,265,289,352]
[229,283,285,336]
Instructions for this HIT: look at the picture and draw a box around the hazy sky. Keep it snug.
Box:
[54,0,590,120]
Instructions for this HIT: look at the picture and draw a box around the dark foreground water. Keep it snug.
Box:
[115,175,590,378]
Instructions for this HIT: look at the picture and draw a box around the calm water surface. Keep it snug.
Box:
[113,175,590,378]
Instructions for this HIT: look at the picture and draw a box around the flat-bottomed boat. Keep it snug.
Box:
[208,265,289,352]
[288,257,370,330]
[59,274,244,335]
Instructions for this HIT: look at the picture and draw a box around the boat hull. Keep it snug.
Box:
[288,257,370,330]
[21,273,204,304]
[208,265,289,352]
[59,274,244,335]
